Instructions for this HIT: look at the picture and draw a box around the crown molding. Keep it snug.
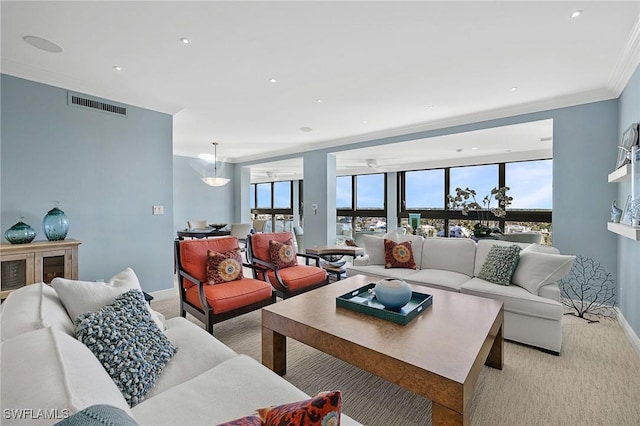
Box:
[234,87,617,164]
[608,14,640,95]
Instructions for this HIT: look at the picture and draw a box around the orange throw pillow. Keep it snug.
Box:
[206,249,244,284]
[269,239,298,269]
[257,391,342,426]
[384,239,417,269]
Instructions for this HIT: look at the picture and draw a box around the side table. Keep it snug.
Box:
[305,245,364,282]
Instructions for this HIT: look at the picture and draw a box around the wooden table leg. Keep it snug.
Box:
[485,323,503,370]
[432,401,468,426]
[262,326,287,375]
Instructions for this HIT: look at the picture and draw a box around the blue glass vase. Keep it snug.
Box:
[4,217,37,244]
[42,201,69,241]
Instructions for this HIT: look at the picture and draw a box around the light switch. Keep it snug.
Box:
[152,205,164,215]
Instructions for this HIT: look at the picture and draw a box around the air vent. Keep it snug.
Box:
[67,92,128,117]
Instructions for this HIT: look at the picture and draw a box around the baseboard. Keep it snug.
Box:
[149,287,177,301]
[616,307,640,354]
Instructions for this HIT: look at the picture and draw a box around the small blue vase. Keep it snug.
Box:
[374,278,412,311]
[42,202,69,241]
[4,218,37,244]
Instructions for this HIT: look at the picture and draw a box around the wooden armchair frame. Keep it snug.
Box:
[245,234,329,299]
[174,239,276,334]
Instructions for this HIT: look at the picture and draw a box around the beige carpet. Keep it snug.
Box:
[154,297,640,425]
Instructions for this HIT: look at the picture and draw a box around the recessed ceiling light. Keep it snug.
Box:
[540,136,553,142]
[363,120,368,124]
[316,99,323,103]
[511,87,518,91]
[570,10,582,19]
[113,66,123,71]
[180,38,191,44]
[471,147,478,150]
[22,35,63,53]
[456,148,463,153]
[428,106,434,110]
[300,127,313,132]
[269,78,277,83]
[505,149,512,153]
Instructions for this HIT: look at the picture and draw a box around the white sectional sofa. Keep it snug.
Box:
[0,281,360,425]
[347,234,575,354]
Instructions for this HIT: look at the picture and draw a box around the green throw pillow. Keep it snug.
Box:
[477,244,522,285]
[75,290,177,407]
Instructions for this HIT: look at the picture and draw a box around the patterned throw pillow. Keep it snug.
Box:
[477,244,522,285]
[384,239,417,269]
[257,391,342,426]
[269,239,298,269]
[207,249,244,284]
[75,289,177,407]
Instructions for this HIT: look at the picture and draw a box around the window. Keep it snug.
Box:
[273,181,292,208]
[336,173,387,244]
[449,164,498,203]
[398,159,552,243]
[405,170,444,209]
[356,173,385,209]
[256,183,271,208]
[250,181,296,232]
[336,176,352,209]
[506,160,553,210]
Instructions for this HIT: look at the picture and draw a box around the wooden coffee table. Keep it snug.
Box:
[262,274,503,426]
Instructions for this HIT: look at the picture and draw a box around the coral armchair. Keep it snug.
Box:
[246,232,328,299]
[175,237,276,334]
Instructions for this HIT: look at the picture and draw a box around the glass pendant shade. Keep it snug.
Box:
[202,142,230,187]
[202,176,230,187]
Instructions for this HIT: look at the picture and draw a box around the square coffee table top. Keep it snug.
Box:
[262,274,503,385]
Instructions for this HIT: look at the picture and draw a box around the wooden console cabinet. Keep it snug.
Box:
[1,239,80,299]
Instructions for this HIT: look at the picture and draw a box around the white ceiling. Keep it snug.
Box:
[2,1,639,180]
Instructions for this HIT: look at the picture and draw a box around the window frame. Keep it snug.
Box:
[398,159,552,234]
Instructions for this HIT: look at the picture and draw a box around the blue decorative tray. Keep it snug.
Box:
[336,283,432,325]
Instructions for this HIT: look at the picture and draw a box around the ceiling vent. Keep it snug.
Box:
[67,92,128,117]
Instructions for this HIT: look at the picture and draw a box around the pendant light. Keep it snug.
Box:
[202,142,230,187]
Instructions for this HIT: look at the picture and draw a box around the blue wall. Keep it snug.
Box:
[617,64,640,336]
[1,75,174,292]
[239,102,620,291]
[172,154,234,233]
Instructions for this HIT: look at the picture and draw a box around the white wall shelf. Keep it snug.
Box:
[608,164,631,183]
[607,222,640,240]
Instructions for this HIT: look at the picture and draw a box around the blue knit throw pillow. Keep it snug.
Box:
[75,289,177,407]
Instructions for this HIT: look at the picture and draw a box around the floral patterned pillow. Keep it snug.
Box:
[206,249,244,284]
[384,239,417,269]
[257,391,341,426]
[269,239,298,269]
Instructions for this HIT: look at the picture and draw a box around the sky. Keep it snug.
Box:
[338,159,553,210]
[253,159,553,211]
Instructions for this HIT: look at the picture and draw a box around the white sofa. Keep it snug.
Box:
[0,282,360,425]
[347,234,575,354]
